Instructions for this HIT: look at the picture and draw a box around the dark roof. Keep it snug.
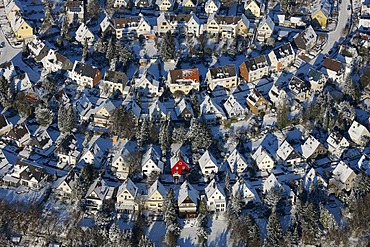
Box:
[215,15,242,25]
[104,70,128,84]
[242,55,268,71]
[66,0,83,11]
[273,43,294,60]
[323,58,343,72]
[29,130,51,149]
[7,123,29,141]
[0,115,9,129]
[34,46,50,62]
[73,62,99,78]
[56,134,77,155]
[16,159,47,182]
[209,64,236,79]
[112,17,141,29]
[169,68,199,84]
[56,54,73,70]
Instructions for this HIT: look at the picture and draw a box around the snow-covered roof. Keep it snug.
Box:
[205,179,225,199]
[262,173,281,193]
[252,145,273,164]
[223,95,245,118]
[332,162,356,184]
[117,178,138,198]
[85,177,110,200]
[304,167,327,191]
[198,150,218,170]
[226,148,249,173]
[301,135,321,159]
[358,154,370,174]
[177,180,199,205]
[348,120,370,143]
[142,145,161,167]
[200,95,226,119]
[232,178,259,202]
[147,179,167,198]
[276,140,300,161]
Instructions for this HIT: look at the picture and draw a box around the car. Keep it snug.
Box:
[347,5,350,10]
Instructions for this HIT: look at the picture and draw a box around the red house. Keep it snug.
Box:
[171,157,190,176]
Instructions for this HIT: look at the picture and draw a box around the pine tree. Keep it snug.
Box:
[301,202,320,245]
[187,118,213,152]
[35,105,54,127]
[106,37,115,62]
[136,118,150,150]
[225,171,231,197]
[160,31,175,61]
[58,104,74,133]
[111,106,137,139]
[172,126,187,143]
[94,36,107,54]
[265,210,283,247]
[276,103,290,129]
[86,0,101,20]
[159,120,170,155]
[116,41,133,68]
[82,39,89,62]
[319,203,337,233]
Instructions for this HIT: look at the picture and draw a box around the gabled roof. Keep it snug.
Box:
[276,140,300,161]
[200,95,226,117]
[0,114,11,130]
[252,145,273,164]
[271,43,294,60]
[208,64,236,80]
[223,95,244,117]
[322,58,343,72]
[263,173,281,193]
[258,15,274,31]
[147,179,166,198]
[301,135,322,159]
[198,150,218,170]
[227,148,249,171]
[7,123,29,141]
[169,68,199,84]
[104,70,128,85]
[55,134,78,155]
[205,179,225,199]
[149,100,167,117]
[117,178,138,198]
[332,162,356,183]
[175,98,194,117]
[232,178,259,202]
[178,180,199,205]
[348,120,370,142]
[85,177,109,200]
[72,61,100,79]
[241,55,268,71]
[246,88,266,107]
[293,25,317,50]
[142,145,161,166]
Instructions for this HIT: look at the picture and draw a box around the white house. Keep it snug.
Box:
[206,64,238,91]
[223,95,245,119]
[205,179,226,212]
[116,178,138,213]
[307,68,327,92]
[301,135,327,161]
[329,162,357,192]
[141,146,164,177]
[348,120,370,145]
[55,134,80,167]
[268,84,288,105]
[13,73,32,92]
[226,148,250,174]
[200,95,227,125]
[252,146,274,172]
[262,173,281,194]
[177,180,199,216]
[52,170,79,200]
[148,100,167,122]
[198,150,218,176]
[145,180,167,212]
[79,142,104,166]
[85,177,115,210]
[267,43,295,72]
[326,131,350,157]
[232,178,260,205]
[256,15,274,42]
[205,0,220,15]
[276,140,302,167]
[111,147,130,180]
[75,23,94,45]
[70,61,102,88]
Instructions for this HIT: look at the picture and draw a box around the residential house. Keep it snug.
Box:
[112,15,151,39]
[145,180,167,212]
[232,178,260,205]
[100,70,128,96]
[311,0,330,28]
[206,64,238,91]
[55,134,80,166]
[114,0,129,8]
[288,76,310,102]
[307,68,327,92]
[357,154,370,175]
[348,120,370,145]
[301,135,327,161]
[252,146,275,172]
[123,96,142,120]
[174,98,194,121]
[170,143,190,182]
[79,142,104,166]
[200,95,227,125]
[246,88,269,116]
[12,73,32,92]
[205,0,220,15]
[326,130,350,156]
[148,100,167,122]
[2,160,47,189]
[0,61,16,81]
[262,173,282,194]
[7,123,30,147]
[93,100,116,128]
[111,147,130,180]
[28,128,54,157]
[116,178,138,213]
[186,12,201,37]
[304,167,328,191]
[205,15,250,38]
[267,43,295,72]
[134,76,161,97]
[205,179,226,212]
[322,57,344,82]
[223,95,245,119]
[268,84,287,106]
[75,94,93,123]
[0,114,13,135]
[329,162,357,192]
[177,180,199,216]
[167,68,200,95]
[70,61,102,88]
[239,55,269,82]
[244,0,262,18]
[85,177,115,210]
[226,148,250,174]
[198,150,218,176]
[10,15,33,41]
[52,170,79,200]
[141,146,164,177]
[156,0,174,11]
[135,0,153,8]
[4,0,22,22]
[276,140,302,167]
[66,0,84,24]
[75,23,94,45]
[179,0,197,13]
[156,13,200,37]
[256,15,274,42]
[293,25,317,54]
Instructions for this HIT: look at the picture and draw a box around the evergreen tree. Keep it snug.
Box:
[230,214,261,246]
[35,105,54,127]
[301,202,320,245]
[116,41,133,68]
[276,103,290,129]
[159,120,171,155]
[58,104,74,133]
[82,39,89,62]
[265,210,283,246]
[136,118,150,150]
[111,106,137,139]
[160,31,175,61]
[86,0,101,20]
[225,171,231,197]
[187,118,213,152]
[106,37,115,62]
[14,93,33,118]
[319,203,337,233]
[171,126,187,143]
[94,36,107,54]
